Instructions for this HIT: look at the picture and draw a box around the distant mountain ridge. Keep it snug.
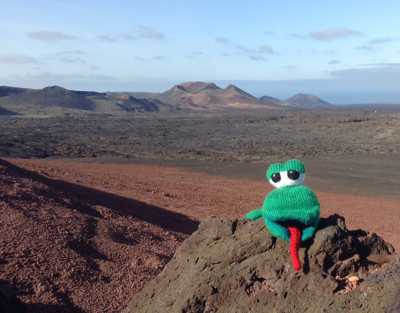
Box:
[0,85,98,111]
[0,82,334,116]
[285,93,333,108]
[0,85,173,115]
[0,86,28,97]
[157,82,332,110]
[157,81,277,110]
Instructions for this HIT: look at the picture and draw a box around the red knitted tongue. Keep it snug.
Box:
[288,226,302,272]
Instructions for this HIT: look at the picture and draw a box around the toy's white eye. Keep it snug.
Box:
[269,171,305,188]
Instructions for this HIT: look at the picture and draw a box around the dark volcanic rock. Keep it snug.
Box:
[117,96,168,112]
[0,282,25,313]
[0,85,97,111]
[0,86,28,97]
[0,106,18,115]
[124,214,399,313]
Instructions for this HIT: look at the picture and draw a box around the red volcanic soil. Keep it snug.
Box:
[1,158,399,312]
[0,159,195,313]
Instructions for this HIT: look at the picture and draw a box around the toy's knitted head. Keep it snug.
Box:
[266,159,305,188]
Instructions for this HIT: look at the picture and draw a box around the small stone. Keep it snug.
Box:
[347,276,360,283]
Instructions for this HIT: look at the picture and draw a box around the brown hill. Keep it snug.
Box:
[221,84,259,107]
[0,86,28,97]
[259,95,282,105]
[160,81,278,110]
[0,86,98,112]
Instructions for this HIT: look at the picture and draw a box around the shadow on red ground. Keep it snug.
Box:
[0,158,198,313]
[0,158,198,235]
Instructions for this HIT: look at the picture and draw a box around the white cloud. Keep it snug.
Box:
[59,57,86,64]
[97,35,118,42]
[27,30,78,42]
[216,37,276,61]
[328,59,340,65]
[330,63,400,84]
[249,55,266,62]
[0,54,37,64]
[355,45,376,52]
[310,28,363,41]
[290,33,307,39]
[368,37,399,45]
[134,55,166,61]
[130,25,166,40]
[258,45,275,54]
[55,50,86,57]
[98,25,166,43]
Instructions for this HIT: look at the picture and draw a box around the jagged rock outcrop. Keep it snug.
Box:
[124,214,399,313]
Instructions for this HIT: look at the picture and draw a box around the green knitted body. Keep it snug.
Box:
[264,185,319,241]
[246,185,320,241]
[245,160,320,272]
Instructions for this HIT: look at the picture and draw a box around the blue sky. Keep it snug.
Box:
[1,0,400,103]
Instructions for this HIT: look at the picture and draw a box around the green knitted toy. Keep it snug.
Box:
[244,159,320,271]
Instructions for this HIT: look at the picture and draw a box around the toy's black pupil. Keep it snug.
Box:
[271,173,281,183]
[288,170,300,180]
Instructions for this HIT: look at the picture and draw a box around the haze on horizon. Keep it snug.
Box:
[1,0,400,104]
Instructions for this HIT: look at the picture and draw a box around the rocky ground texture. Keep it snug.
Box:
[125,216,399,313]
[1,158,399,313]
[1,109,400,160]
[0,159,196,313]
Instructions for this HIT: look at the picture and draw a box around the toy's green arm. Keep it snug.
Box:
[301,219,319,242]
[265,219,290,241]
[244,208,263,221]
[301,226,317,242]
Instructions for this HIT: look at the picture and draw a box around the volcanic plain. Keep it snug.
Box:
[1,104,400,312]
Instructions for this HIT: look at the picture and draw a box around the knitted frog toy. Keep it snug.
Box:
[244,159,320,271]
